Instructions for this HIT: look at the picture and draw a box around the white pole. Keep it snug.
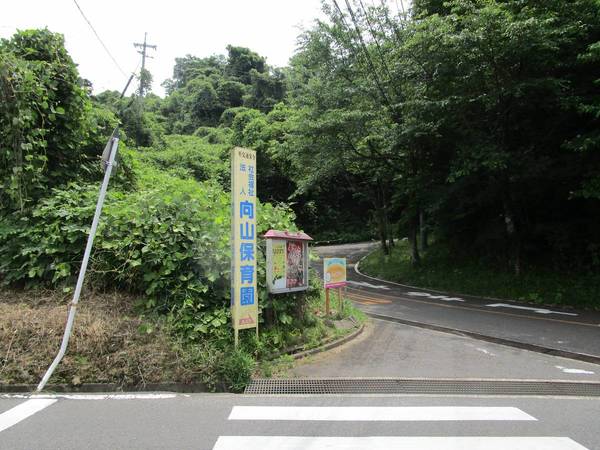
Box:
[36,134,120,392]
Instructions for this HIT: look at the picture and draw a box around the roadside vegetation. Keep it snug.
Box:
[0,285,364,391]
[1,0,599,388]
[361,239,600,310]
[0,30,362,390]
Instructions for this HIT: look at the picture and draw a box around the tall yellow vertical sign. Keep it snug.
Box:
[231,147,258,345]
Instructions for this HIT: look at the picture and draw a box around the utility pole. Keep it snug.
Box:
[133,32,156,96]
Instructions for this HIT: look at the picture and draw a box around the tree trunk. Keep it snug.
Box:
[419,210,428,252]
[378,207,390,255]
[503,197,521,276]
[386,212,394,249]
[409,216,420,266]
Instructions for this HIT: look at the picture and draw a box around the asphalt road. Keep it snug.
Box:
[292,319,600,381]
[1,393,599,449]
[313,242,600,362]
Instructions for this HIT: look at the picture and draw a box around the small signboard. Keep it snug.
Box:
[231,147,258,334]
[324,257,347,288]
[265,230,312,293]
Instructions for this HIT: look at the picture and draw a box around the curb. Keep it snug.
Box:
[367,312,600,366]
[354,249,600,366]
[289,323,365,360]
[0,382,209,394]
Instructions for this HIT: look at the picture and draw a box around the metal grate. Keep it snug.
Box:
[244,378,600,397]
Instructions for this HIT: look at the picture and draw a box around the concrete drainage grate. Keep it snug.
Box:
[244,378,600,396]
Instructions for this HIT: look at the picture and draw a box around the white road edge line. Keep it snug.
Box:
[228,406,536,421]
[213,436,588,450]
[487,303,578,317]
[1,393,177,400]
[347,280,390,290]
[555,366,595,375]
[0,399,57,433]
[355,252,585,319]
[407,291,465,302]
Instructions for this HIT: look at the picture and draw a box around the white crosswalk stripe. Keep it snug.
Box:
[0,399,57,433]
[228,406,536,421]
[214,404,589,450]
[213,436,587,450]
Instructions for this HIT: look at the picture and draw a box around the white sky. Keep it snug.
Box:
[0,0,326,96]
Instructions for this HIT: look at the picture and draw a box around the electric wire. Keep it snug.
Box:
[72,0,127,77]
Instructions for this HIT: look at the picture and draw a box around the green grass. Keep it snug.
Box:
[360,239,600,310]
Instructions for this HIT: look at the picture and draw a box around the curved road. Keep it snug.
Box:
[313,242,600,364]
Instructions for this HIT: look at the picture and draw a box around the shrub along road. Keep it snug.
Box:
[313,243,600,364]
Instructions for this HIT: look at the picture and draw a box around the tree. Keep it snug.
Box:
[226,45,266,84]
[162,54,226,94]
[283,0,600,271]
[217,80,246,108]
[244,68,287,112]
[186,78,224,127]
[405,0,600,273]
[138,68,153,96]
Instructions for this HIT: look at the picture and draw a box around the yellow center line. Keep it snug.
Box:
[345,287,600,328]
[345,293,392,304]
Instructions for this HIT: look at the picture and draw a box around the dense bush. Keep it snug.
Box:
[135,135,230,186]
[0,184,97,287]
[0,161,297,310]
[0,29,115,213]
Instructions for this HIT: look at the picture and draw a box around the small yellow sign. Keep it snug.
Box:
[324,257,347,288]
[271,240,286,289]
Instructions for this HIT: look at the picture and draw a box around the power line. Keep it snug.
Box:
[72,0,127,77]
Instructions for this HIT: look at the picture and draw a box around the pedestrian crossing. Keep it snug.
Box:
[213,405,589,450]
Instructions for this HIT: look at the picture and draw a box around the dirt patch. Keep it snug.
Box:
[288,321,374,376]
[0,290,197,387]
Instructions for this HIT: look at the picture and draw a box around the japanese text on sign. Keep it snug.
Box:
[231,148,258,330]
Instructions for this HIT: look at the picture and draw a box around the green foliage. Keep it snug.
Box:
[0,184,96,286]
[217,80,246,109]
[93,91,166,148]
[220,106,252,127]
[168,304,231,343]
[230,108,265,146]
[286,0,600,273]
[0,29,104,212]
[96,172,232,305]
[244,68,287,112]
[193,126,232,144]
[138,68,153,96]
[136,135,229,185]
[157,46,286,133]
[119,97,163,147]
[163,54,227,94]
[186,78,223,126]
[216,347,256,392]
[226,45,266,84]
[0,156,299,309]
